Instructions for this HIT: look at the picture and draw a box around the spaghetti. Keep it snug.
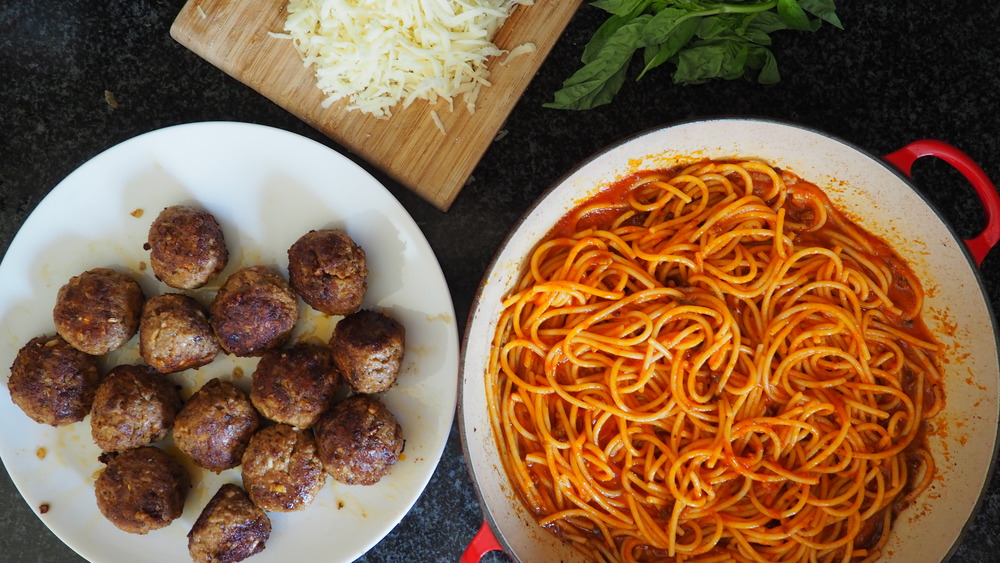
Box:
[486,160,943,562]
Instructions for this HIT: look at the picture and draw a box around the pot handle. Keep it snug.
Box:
[460,519,503,562]
[883,139,1000,267]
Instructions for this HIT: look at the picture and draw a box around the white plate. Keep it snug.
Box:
[0,122,459,562]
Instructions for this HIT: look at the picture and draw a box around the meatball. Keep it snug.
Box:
[241,424,325,512]
[94,446,190,534]
[52,267,144,355]
[210,266,298,357]
[173,378,260,472]
[146,205,228,290]
[313,395,403,486]
[287,229,368,316]
[188,484,270,563]
[140,293,220,373]
[90,364,183,452]
[329,309,405,394]
[250,343,340,428]
[7,334,100,426]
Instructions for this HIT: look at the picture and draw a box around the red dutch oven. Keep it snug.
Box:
[459,118,1000,562]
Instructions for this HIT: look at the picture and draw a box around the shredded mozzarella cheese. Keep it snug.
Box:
[283,0,530,119]
[429,110,447,135]
[499,42,535,66]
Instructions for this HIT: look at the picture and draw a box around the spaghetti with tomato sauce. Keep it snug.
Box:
[486,160,942,562]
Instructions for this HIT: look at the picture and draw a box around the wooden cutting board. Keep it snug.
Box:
[170,0,582,211]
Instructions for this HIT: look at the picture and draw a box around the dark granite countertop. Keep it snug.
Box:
[2,2,999,562]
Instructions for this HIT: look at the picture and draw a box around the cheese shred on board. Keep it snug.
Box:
[283,0,532,119]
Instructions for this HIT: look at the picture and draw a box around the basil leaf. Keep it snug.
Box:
[547,62,632,110]
[584,0,657,63]
[547,16,652,109]
[638,12,701,78]
[756,47,780,83]
[723,41,750,80]
[798,0,843,29]
[776,0,812,31]
[591,0,652,17]
[745,11,788,35]
[739,24,774,45]
[672,41,724,84]
[745,43,779,83]
[674,36,759,84]
[583,15,634,63]
[640,8,689,44]
[548,0,841,110]
[696,13,741,40]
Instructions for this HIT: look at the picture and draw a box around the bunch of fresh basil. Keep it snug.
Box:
[546,0,841,110]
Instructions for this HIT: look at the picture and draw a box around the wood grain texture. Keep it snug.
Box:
[170,0,581,210]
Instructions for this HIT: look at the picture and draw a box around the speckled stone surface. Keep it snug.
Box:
[1,2,999,562]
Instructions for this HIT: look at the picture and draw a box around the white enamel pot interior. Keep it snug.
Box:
[459,118,1000,562]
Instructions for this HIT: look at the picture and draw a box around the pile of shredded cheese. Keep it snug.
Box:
[281,0,532,119]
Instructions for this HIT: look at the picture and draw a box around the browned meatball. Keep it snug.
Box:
[94,446,190,534]
[140,293,220,373]
[173,378,260,472]
[90,364,183,452]
[188,484,270,563]
[313,395,403,486]
[329,309,405,394]
[53,268,144,355]
[146,205,228,290]
[7,334,100,426]
[210,266,299,357]
[250,343,340,428]
[241,424,325,512]
[287,229,368,316]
